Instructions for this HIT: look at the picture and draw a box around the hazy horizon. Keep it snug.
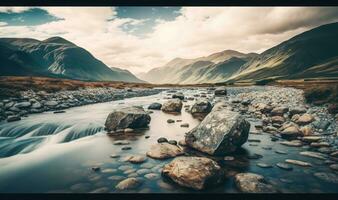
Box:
[1,7,338,74]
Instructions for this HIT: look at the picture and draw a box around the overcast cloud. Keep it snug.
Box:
[0,7,338,74]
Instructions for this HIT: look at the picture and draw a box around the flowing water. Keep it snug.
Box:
[0,87,337,193]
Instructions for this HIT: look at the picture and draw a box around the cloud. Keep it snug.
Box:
[0,7,338,74]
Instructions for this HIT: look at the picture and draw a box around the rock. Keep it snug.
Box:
[300,151,326,160]
[291,114,300,122]
[296,114,315,125]
[148,103,162,110]
[302,136,321,143]
[313,120,330,130]
[180,123,189,128]
[310,142,330,148]
[157,137,168,143]
[289,107,306,116]
[255,103,273,113]
[104,106,151,132]
[300,126,314,136]
[214,87,227,96]
[121,146,132,150]
[256,163,273,168]
[14,102,31,108]
[241,99,251,106]
[276,162,293,171]
[146,143,184,159]
[144,173,160,180]
[136,169,152,175]
[224,156,235,161]
[185,107,250,155]
[162,156,224,190]
[113,140,130,145]
[313,172,338,184]
[285,159,312,167]
[178,139,187,146]
[329,164,338,171]
[145,135,150,139]
[167,119,175,123]
[234,173,278,193]
[328,104,338,114]
[190,100,212,114]
[128,155,147,164]
[275,150,287,154]
[110,154,120,158]
[330,151,338,158]
[44,100,58,107]
[271,116,285,124]
[115,178,142,190]
[172,92,185,100]
[280,140,302,147]
[161,99,183,113]
[53,110,65,114]
[124,128,134,133]
[247,153,263,160]
[271,106,289,116]
[7,115,21,122]
[280,126,301,139]
[168,140,177,145]
[92,166,100,171]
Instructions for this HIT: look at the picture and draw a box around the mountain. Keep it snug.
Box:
[0,37,144,83]
[228,22,338,82]
[139,50,257,84]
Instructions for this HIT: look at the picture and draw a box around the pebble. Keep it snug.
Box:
[121,146,132,150]
[300,151,326,160]
[224,156,235,161]
[128,155,147,164]
[157,137,168,143]
[110,154,120,158]
[167,119,175,123]
[329,164,338,171]
[144,173,160,180]
[91,166,100,172]
[115,178,142,190]
[180,123,189,128]
[275,150,287,154]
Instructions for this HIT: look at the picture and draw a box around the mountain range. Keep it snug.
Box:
[139,22,338,84]
[0,37,143,83]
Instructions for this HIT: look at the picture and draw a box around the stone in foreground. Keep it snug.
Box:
[185,107,250,155]
[162,156,224,190]
[105,106,151,132]
[161,99,183,113]
[146,143,184,159]
[234,173,278,193]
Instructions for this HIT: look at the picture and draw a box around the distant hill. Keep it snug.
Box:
[228,22,338,82]
[139,50,257,84]
[0,36,144,83]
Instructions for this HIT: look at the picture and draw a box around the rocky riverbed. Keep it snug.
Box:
[0,87,163,122]
[0,86,337,193]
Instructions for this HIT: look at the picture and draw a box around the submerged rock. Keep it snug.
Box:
[234,173,278,193]
[162,156,224,190]
[313,172,338,184]
[161,99,183,113]
[128,155,147,164]
[185,107,250,155]
[148,102,162,110]
[105,106,151,132]
[115,178,142,190]
[190,100,212,114]
[285,159,312,167]
[300,151,326,160]
[146,143,184,159]
[6,115,21,122]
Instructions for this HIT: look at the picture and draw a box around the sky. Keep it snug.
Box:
[1,7,338,74]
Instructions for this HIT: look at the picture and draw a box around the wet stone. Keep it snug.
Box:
[118,165,132,171]
[144,173,160,180]
[234,173,278,193]
[115,178,143,190]
[114,141,130,145]
[167,119,175,123]
[145,135,150,139]
[285,159,312,167]
[329,164,338,171]
[123,169,137,174]
[157,137,168,143]
[275,150,287,155]
[279,178,294,184]
[276,162,293,171]
[180,123,189,128]
[313,172,338,184]
[256,163,273,168]
[110,154,120,158]
[248,139,261,143]
[136,169,152,175]
[128,155,147,164]
[101,168,117,173]
[121,146,132,150]
[140,163,154,169]
[224,156,235,161]
[300,151,326,160]
[247,153,263,160]
[91,166,100,172]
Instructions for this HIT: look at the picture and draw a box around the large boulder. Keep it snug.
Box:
[190,100,212,114]
[105,106,151,132]
[162,156,224,190]
[185,107,250,155]
[146,143,184,159]
[214,87,227,96]
[148,103,162,110]
[172,92,185,100]
[161,99,183,113]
